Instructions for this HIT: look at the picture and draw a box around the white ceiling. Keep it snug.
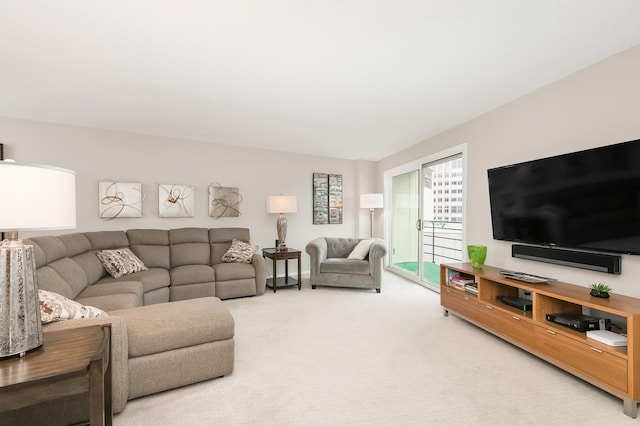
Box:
[1,1,640,161]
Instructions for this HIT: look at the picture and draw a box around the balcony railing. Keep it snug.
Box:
[422,220,463,264]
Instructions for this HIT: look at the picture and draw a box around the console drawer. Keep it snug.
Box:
[441,287,478,321]
[479,305,534,348]
[534,326,627,393]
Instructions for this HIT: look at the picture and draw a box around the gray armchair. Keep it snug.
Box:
[305,237,387,293]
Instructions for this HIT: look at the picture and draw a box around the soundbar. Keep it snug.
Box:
[512,244,621,275]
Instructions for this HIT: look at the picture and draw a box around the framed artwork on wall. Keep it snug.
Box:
[313,173,343,224]
[98,181,143,218]
[159,183,194,218]
[208,183,242,218]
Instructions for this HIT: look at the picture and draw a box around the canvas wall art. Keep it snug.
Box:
[159,183,194,218]
[98,181,143,218]
[209,183,242,218]
[313,173,343,224]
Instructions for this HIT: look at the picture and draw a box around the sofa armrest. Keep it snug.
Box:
[305,238,328,285]
[43,316,129,414]
[368,239,388,282]
[251,253,267,295]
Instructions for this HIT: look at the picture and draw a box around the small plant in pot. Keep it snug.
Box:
[590,283,612,298]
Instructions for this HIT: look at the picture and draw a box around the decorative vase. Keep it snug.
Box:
[590,289,610,298]
[467,245,487,269]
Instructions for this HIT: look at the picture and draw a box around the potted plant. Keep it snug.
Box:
[590,283,612,298]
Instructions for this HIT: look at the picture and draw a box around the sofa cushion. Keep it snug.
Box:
[213,262,256,281]
[209,227,250,264]
[76,281,143,303]
[76,294,142,311]
[96,248,149,279]
[170,228,211,267]
[39,290,107,323]
[127,229,171,269]
[110,297,234,358]
[170,264,215,286]
[320,258,370,275]
[221,239,256,263]
[95,268,170,293]
[84,230,130,250]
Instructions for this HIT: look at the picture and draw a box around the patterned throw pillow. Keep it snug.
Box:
[221,239,256,263]
[96,248,148,278]
[39,289,107,324]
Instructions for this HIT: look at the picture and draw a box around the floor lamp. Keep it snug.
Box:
[0,160,76,357]
[266,195,297,251]
[360,193,383,238]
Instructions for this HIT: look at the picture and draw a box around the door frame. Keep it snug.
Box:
[383,143,468,289]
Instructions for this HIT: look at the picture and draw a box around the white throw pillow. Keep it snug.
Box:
[39,289,108,324]
[348,239,375,260]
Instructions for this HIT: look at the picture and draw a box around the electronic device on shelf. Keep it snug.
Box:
[499,270,556,283]
[586,330,628,347]
[497,295,532,311]
[546,312,611,332]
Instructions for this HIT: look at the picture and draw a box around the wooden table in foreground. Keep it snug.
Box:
[0,325,112,425]
[262,247,302,292]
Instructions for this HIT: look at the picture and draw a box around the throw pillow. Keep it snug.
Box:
[222,239,257,263]
[96,248,148,279]
[39,289,108,324]
[347,239,375,260]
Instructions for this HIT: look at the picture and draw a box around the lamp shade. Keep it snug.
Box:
[360,193,383,209]
[0,161,76,231]
[266,195,297,214]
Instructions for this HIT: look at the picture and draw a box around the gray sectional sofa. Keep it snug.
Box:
[2,227,265,425]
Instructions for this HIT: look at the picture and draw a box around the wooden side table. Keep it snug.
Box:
[0,325,112,425]
[262,247,302,292]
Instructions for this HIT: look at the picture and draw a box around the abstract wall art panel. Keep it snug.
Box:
[98,181,143,218]
[159,183,194,218]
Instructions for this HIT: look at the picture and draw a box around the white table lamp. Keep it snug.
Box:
[266,195,297,251]
[0,160,76,357]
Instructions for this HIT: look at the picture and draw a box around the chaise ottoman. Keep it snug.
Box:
[110,297,235,400]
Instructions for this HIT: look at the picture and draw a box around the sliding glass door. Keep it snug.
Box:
[389,170,421,281]
[386,146,466,291]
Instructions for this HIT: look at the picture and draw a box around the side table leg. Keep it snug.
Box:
[297,253,301,290]
[285,259,289,284]
[272,257,277,293]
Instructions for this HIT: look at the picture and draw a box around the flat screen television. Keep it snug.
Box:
[487,138,640,255]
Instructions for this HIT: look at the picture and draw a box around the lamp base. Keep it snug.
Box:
[0,242,43,358]
[277,243,288,252]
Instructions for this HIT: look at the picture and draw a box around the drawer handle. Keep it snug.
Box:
[545,329,556,335]
[446,289,451,293]
[484,305,493,310]
[464,297,470,301]
[512,316,520,321]
[590,347,603,354]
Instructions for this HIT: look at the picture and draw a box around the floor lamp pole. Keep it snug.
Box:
[369,208,374,238]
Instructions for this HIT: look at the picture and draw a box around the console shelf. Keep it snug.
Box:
[441,263,640,417]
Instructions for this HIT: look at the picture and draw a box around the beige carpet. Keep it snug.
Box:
[114,272,636,425]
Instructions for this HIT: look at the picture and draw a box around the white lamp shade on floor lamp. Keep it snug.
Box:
[266,195,297,251]
[0,161,76,357]
[360,193,383,237]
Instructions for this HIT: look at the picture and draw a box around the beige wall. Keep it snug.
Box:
[0,118,377,273]
[379,43,640,297]
[3,43,640,294]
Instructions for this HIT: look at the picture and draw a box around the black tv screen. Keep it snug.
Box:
[487,138,640,255]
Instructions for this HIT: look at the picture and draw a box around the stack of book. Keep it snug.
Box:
[449,275,477,294]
